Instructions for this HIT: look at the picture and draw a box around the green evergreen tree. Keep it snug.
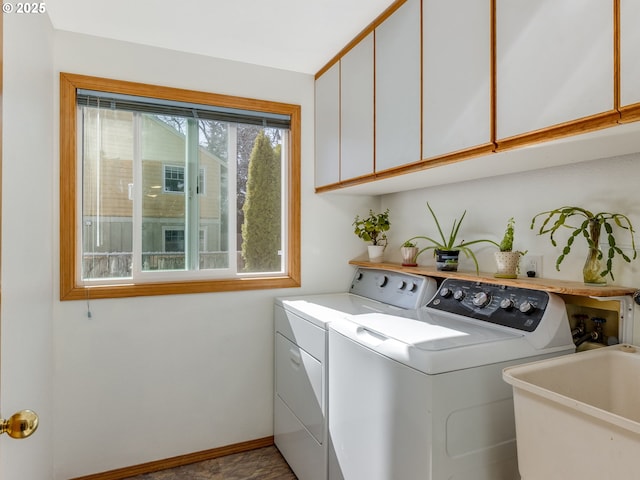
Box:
[241,131,281,271]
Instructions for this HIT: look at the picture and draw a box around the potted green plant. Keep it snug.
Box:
[353,208,391,261]
[531,206,637,284]
[494,217,527,279]
[401,240,419,267]
[406,203,499,273]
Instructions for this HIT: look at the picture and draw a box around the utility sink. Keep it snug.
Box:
[503,344,640,480]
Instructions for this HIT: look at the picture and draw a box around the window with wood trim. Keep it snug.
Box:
[60,73,301,300]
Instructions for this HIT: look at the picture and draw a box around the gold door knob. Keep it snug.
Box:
[0,410,39,439]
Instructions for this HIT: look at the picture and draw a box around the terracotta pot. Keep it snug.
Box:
[401,246,419,266]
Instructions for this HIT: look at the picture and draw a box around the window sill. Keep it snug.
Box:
[60,275,301,301]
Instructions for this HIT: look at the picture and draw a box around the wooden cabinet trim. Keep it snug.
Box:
[614,0,621,110]
[315,173,377,193]
[315,0,407,79]
[314,143,494,193]
[495,111,621,152]
[619,104,640,123]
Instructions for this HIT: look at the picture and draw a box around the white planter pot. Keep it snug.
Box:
[367,245,385,261]
[494,251,522,278]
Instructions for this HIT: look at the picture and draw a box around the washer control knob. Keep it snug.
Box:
[397,280,406,290]
[500,298,515,310]
[519,301,535,314]
[440,287,452,298]
[409,282,418,292]
[377,275,388,287]
[453,290,465,301]
[472,291,490,308]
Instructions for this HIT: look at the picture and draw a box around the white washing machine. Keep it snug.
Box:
[328,277,576,480]
[274,268,438,480]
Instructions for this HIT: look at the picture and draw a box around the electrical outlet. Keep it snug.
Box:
[524,254,542,278]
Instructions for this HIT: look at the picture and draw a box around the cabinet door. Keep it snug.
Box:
[315,62,340,187]
[340,33,374,181]
[496,0,614,140]
[423,0,492,159]
[375,0,421,172]
[620,0,640,108]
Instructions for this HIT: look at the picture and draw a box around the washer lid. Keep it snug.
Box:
[347,311,521,351]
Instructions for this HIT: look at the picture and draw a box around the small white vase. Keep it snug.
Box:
[367,245,385,261]
[494,251,522,278]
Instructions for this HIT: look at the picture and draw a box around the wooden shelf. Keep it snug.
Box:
[349,258,638,297]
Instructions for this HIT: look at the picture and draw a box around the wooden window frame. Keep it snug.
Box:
[60,72,301,300]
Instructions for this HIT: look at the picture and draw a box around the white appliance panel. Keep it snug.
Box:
[274,398,325,480]
[275,304,326,362]
[329,327,567,480]
[275,333,324,443]
[328,328,431,480]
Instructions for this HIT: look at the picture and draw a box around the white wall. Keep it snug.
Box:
[51,32,376,479]
[381,154,640,336]
[1,12,55,480]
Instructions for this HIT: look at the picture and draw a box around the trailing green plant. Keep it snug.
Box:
[499,217,515,251]
[406,202,499,273]
[498,217,527,254]
[353,208,390,246]
[531,206,637,281]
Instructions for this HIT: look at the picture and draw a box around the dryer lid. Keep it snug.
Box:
[347,311,521,351]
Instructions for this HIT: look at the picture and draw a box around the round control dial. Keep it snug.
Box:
[377,275,388,287]
[519,301,535,314]
[397,280,406,290]
[500,298,514,310]
[453,290,465,301]
[472,291,491,308]
[439,287,452,298]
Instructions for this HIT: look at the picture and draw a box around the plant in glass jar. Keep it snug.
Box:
[531,206,637,284]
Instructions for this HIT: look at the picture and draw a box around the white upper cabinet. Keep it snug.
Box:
[340,33,374,181]
[375,0,421,172]
[496,0,614,140]
[423,0,492,158]
[315,62,340,187]
[620,0,640,108]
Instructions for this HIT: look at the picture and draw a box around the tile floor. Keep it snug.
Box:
[123,446,297,480]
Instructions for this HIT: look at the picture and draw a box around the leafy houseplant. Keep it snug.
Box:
[495,218,527,279]
[353,209,391,260]
[531,206,637,284]
[406,203,499,273]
